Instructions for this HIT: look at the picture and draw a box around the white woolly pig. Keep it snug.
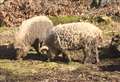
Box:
[14,16,53,60]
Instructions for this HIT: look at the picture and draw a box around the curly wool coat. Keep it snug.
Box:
[14,16,53,59]
[45,22,103,64]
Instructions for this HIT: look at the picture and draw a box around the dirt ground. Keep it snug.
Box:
[0,22,119,82]
[0,59,119,82]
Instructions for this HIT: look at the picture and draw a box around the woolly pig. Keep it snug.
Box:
[43,22,103,64]
[14,16,53,60]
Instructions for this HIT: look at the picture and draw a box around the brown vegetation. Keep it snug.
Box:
[0,0,120,27]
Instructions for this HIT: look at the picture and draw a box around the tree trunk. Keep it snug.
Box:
[90,0,102,8]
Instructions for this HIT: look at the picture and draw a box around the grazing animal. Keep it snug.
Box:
[43,22,103,64]
[14,16,53,60]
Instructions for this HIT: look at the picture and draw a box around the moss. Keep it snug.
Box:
[0,27,9,33]
[48,15,119,38]
[0,59,78,75]
[0,59,94,75]
[49,16,80,25]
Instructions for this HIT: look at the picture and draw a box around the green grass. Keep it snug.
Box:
[49,16,80,25]
[0,59,85,75]
[0,59,119,80]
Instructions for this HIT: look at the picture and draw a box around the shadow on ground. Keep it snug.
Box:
[100,65,120,72]
[24,53,48,61]
[99,45,120,59]
[0,44,48,61]
[0,44,81,63]
[0,44,68,62]
[0,44,16,59]
[0,44,120,62]
[99,45,120,72]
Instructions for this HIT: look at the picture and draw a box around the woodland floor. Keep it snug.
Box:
[0,18,119,82]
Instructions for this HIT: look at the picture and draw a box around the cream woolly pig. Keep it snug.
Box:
[14,16,53,60]
[44,22,103,64]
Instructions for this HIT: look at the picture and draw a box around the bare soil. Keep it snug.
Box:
[0,26,119,82]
